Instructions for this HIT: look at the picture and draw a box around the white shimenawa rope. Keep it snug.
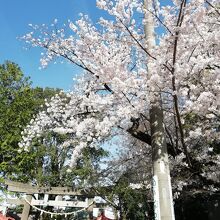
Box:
[24,197,94,218]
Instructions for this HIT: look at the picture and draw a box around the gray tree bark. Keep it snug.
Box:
[144,0,175,219]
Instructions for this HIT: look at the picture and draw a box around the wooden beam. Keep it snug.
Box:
[7,198,89,208]
[5,180,92,196]
[31,199,89,208]
[6,198,26,205]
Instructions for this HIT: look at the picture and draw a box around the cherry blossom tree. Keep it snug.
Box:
[20,0,220,218]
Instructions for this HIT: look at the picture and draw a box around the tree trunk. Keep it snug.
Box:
[150,103,175,220]
[144,0,175,219]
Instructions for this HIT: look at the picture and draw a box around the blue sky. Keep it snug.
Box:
[0,0,104,90]
[0,0,171,90]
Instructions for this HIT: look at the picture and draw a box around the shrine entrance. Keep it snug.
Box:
[5,180,95,220]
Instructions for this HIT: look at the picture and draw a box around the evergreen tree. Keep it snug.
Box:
[0,61,60,183]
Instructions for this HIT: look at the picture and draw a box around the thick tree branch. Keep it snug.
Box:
[126,118,181,157]
[171,0,192,167]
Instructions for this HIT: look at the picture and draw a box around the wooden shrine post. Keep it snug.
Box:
[21,195,32,220]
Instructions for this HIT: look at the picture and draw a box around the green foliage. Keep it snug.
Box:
[0,61,108,188]
[94,171,151,220]
[0,61,109,220]
[0,61,60,182]
[113,174,150,220]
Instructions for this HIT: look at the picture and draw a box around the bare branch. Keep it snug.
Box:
[146,8,173,35]
[171,0,192,167]
[206,0,220,16]
[118,19,156,60]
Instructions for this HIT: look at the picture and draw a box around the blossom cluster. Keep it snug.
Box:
[20,0,220,192]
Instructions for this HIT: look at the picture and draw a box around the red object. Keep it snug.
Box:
[0,213,15,220]
[96,213,110,220]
